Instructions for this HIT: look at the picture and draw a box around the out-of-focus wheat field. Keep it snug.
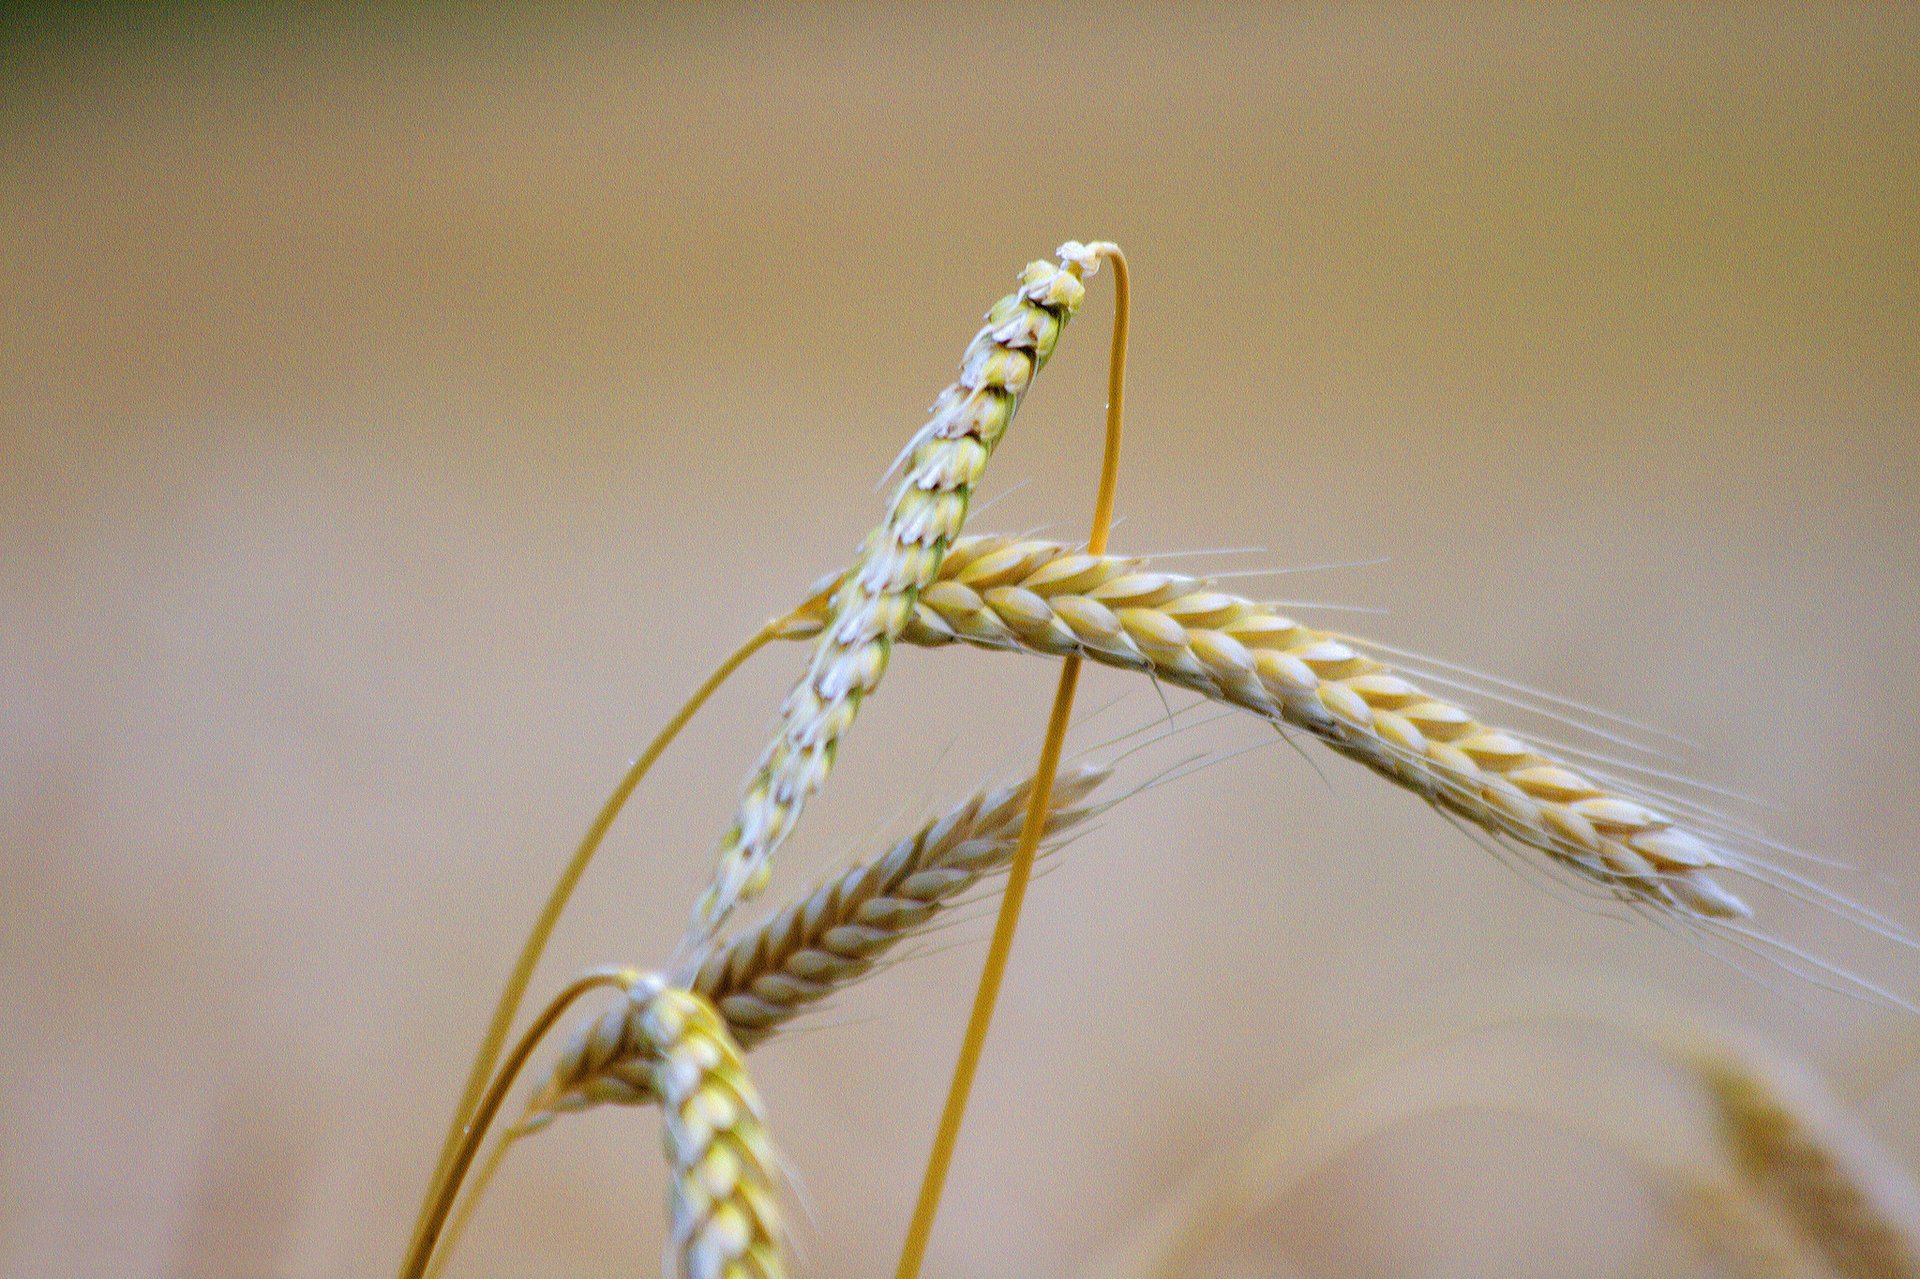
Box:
[3,6,1915,1276]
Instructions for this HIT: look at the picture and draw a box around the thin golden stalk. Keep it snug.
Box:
[894,241,1130,1279]
[399,967,641,1279]
[402,607,811,1274]
[421,1124,528,1279]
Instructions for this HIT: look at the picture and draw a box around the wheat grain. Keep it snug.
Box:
[529,764,1109,1116]
[1686,1043,1920,1279]
[685,245,1110,949]
[782,532,1757,924]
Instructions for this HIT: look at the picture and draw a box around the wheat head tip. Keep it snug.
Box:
[685,245,1108,947]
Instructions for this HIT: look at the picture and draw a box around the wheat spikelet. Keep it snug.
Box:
[685,244,1109,947]
[556,982,787,1279]
[530,764,1110,1116]
[1686,1044,1920,1279]
[785,532,1757,923]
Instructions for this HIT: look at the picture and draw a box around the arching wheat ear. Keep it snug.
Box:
[784,533,1758,925]
[686,244,1110,949]
[523,765,1112,1116]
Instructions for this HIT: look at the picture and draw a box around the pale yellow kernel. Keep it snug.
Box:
[1160,591,1243,629]
[1252,648,1319,695]
[1318,681,1373,728]
[1570,795,1662,830]
[957,542,1043,587]
[955,388,1013,442]
[1021,551,1113,595]
[1371,708,1429,757]
[1542,802,1603,852]
[984,347,1035,394]
[1404,700,1476,741]
[1087,572,1181,606]
[1426,741,1479,780]
[1628,827,1721,869]
[1224,614,1308,649]
[1457,731,1530,768]
[1050,594,1127,645]
[697,1142,745,1199]
[1598,839,1658,882]
[1294,639,1367,679]
[703,1200,756,1258]
[983,585,1055,632]
[1508,765,1602,803]
[919,579,985,617]
[1343,673,1421,708]
[1665,872,1751,919]
[982,292,1023,327]
[1187,628,1256,679]
[1117,606,1190,650]
[1482,777,1544,829]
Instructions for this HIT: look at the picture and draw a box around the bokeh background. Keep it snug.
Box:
[3,5,1915,1276]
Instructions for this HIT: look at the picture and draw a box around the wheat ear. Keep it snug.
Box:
[569,981,789,1279]
[527,764,1110,1116]
[784,532,1754,923]
[685,244,1108,948]
[1686,1044,1920,1279]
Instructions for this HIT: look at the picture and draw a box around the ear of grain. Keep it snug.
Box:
[1686,1044,1920,1279]
[575,982,789,1279]
[785,533,1760,925]
[685,245,1108,949]
[530,764,1110,1117]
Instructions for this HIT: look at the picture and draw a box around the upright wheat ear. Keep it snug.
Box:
[685,244,1107,949]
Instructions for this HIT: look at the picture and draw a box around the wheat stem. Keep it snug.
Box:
[895,242,1129,1279]
[400,967,642,1279]
[403,610,808,1275]
[420,1122,529,1279]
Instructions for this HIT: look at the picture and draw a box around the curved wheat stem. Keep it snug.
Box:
[525,765,1111,1117]
[686,244,1109,949]
[783,533,1756,923]
[398,967,643,1279]
[405,614,808,1279]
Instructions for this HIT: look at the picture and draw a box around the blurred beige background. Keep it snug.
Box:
[2,5,1915,1276]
